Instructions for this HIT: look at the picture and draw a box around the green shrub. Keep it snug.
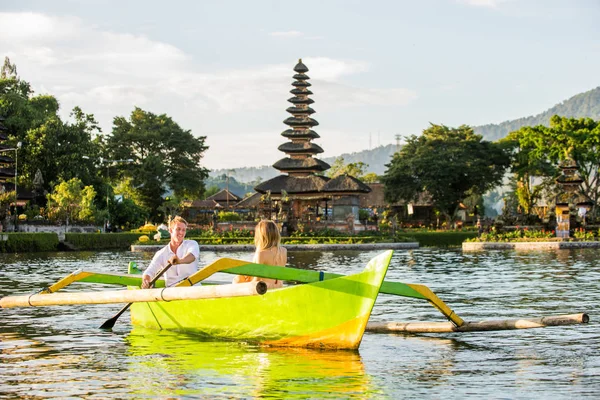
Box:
[65,233,142,250]
[358,209,370,222]
[0,233,59,252]
[218,211,242,222]
[574,228,595,241]
[290,228,347,238]
[465,227,558,242]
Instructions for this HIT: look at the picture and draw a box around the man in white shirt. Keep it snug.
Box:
[142,216,200,288]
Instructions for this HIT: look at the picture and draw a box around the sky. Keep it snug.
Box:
[0,0,599,171]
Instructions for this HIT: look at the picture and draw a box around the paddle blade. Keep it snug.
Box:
[99,316,118,330]
[99,302,131,330]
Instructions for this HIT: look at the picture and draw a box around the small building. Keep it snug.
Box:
[359,183,434,225]
[234,192,261,217]
[180,199,223,224]
[254,59,371,231]
[205,189,242,209]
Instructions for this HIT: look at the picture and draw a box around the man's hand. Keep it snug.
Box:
[169,253,195,266]
[141,274,152,289]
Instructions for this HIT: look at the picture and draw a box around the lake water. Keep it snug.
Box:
[0,248,598,399]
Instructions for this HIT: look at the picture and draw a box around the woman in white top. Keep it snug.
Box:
[233,220,287,289]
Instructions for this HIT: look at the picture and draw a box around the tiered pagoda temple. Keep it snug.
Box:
[255,59,370,230]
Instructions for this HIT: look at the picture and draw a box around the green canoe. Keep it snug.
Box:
[129,250,392,350]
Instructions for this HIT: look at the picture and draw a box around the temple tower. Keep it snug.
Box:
[555,156,584,238]
[274,59,330,176]
[254,59,370,231]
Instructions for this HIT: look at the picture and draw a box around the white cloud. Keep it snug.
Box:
[458,0,502,8]
[0,12,416,169]
[315,81,417,108]
[269,30,304,38]
[301,57,370,81]
[0,12,81,42]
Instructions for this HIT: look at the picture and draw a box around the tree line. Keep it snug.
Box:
[0,57,209,229]
[2,54,599,231]
[382,117,600,227]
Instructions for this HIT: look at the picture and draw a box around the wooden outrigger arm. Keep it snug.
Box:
[37,269,164,294]
[23,256,464,327]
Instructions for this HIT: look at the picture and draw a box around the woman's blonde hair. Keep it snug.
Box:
[254,220,280,250]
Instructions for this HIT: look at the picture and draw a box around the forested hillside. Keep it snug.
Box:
[473,86,600,141]
[210,144,398,183]
[209,86,600,185]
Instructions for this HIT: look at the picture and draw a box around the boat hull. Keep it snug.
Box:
[130,250,392,349]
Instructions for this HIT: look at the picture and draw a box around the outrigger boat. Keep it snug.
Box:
[0,250,589,350]
[0,251,394,350]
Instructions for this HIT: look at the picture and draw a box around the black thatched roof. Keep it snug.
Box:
[206,189,242,203]
[281,129,320,139]
[359,183,432,208]
[292,81,311,88]
[322,174,371,193]
[0,155,14,164]
[293,73,310,80]
[255,175,330,195]
[0,167,15,178]
[556,171,583,186]
[286,106,315,115]
[182,199,223,209]
[558,158,578,170]
[290,88,313,96]
[287,96,314,105]
[278,142,324,154]
[273,157,330,172]
[234,192,262,208]
[294,59,309,73]
[284,117,319,127]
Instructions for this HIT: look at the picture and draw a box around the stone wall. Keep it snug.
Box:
[463,241,600,251]
[7,223,100,241]
[214,220,377,234]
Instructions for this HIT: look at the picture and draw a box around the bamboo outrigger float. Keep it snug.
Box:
[0,250,589,349]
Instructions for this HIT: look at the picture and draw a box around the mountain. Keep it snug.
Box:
[210,86,600,184]
[209,144,398,183]
[473,86,600,141]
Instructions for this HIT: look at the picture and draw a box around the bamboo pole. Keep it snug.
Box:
[365,313,589,333]
[0,281,267,309]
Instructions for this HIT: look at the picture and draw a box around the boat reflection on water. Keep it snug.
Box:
[125,327,378,398]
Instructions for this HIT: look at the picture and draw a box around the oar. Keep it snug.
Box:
[99,262,173,330]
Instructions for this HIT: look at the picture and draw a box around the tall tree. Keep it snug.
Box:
[500,126,556,218]
[105,107,209,220]
[25,107,102,190]
[326,156,378,182]
[1,57,101,198]
[504,115,600,217]
[46,178,98,224]
[382,124,510,225]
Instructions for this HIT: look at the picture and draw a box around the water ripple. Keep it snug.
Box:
[0,248,598,399]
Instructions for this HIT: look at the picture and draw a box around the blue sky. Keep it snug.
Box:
[1,0,599,170]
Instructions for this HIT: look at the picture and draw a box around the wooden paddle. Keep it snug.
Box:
[99,262,173,329]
